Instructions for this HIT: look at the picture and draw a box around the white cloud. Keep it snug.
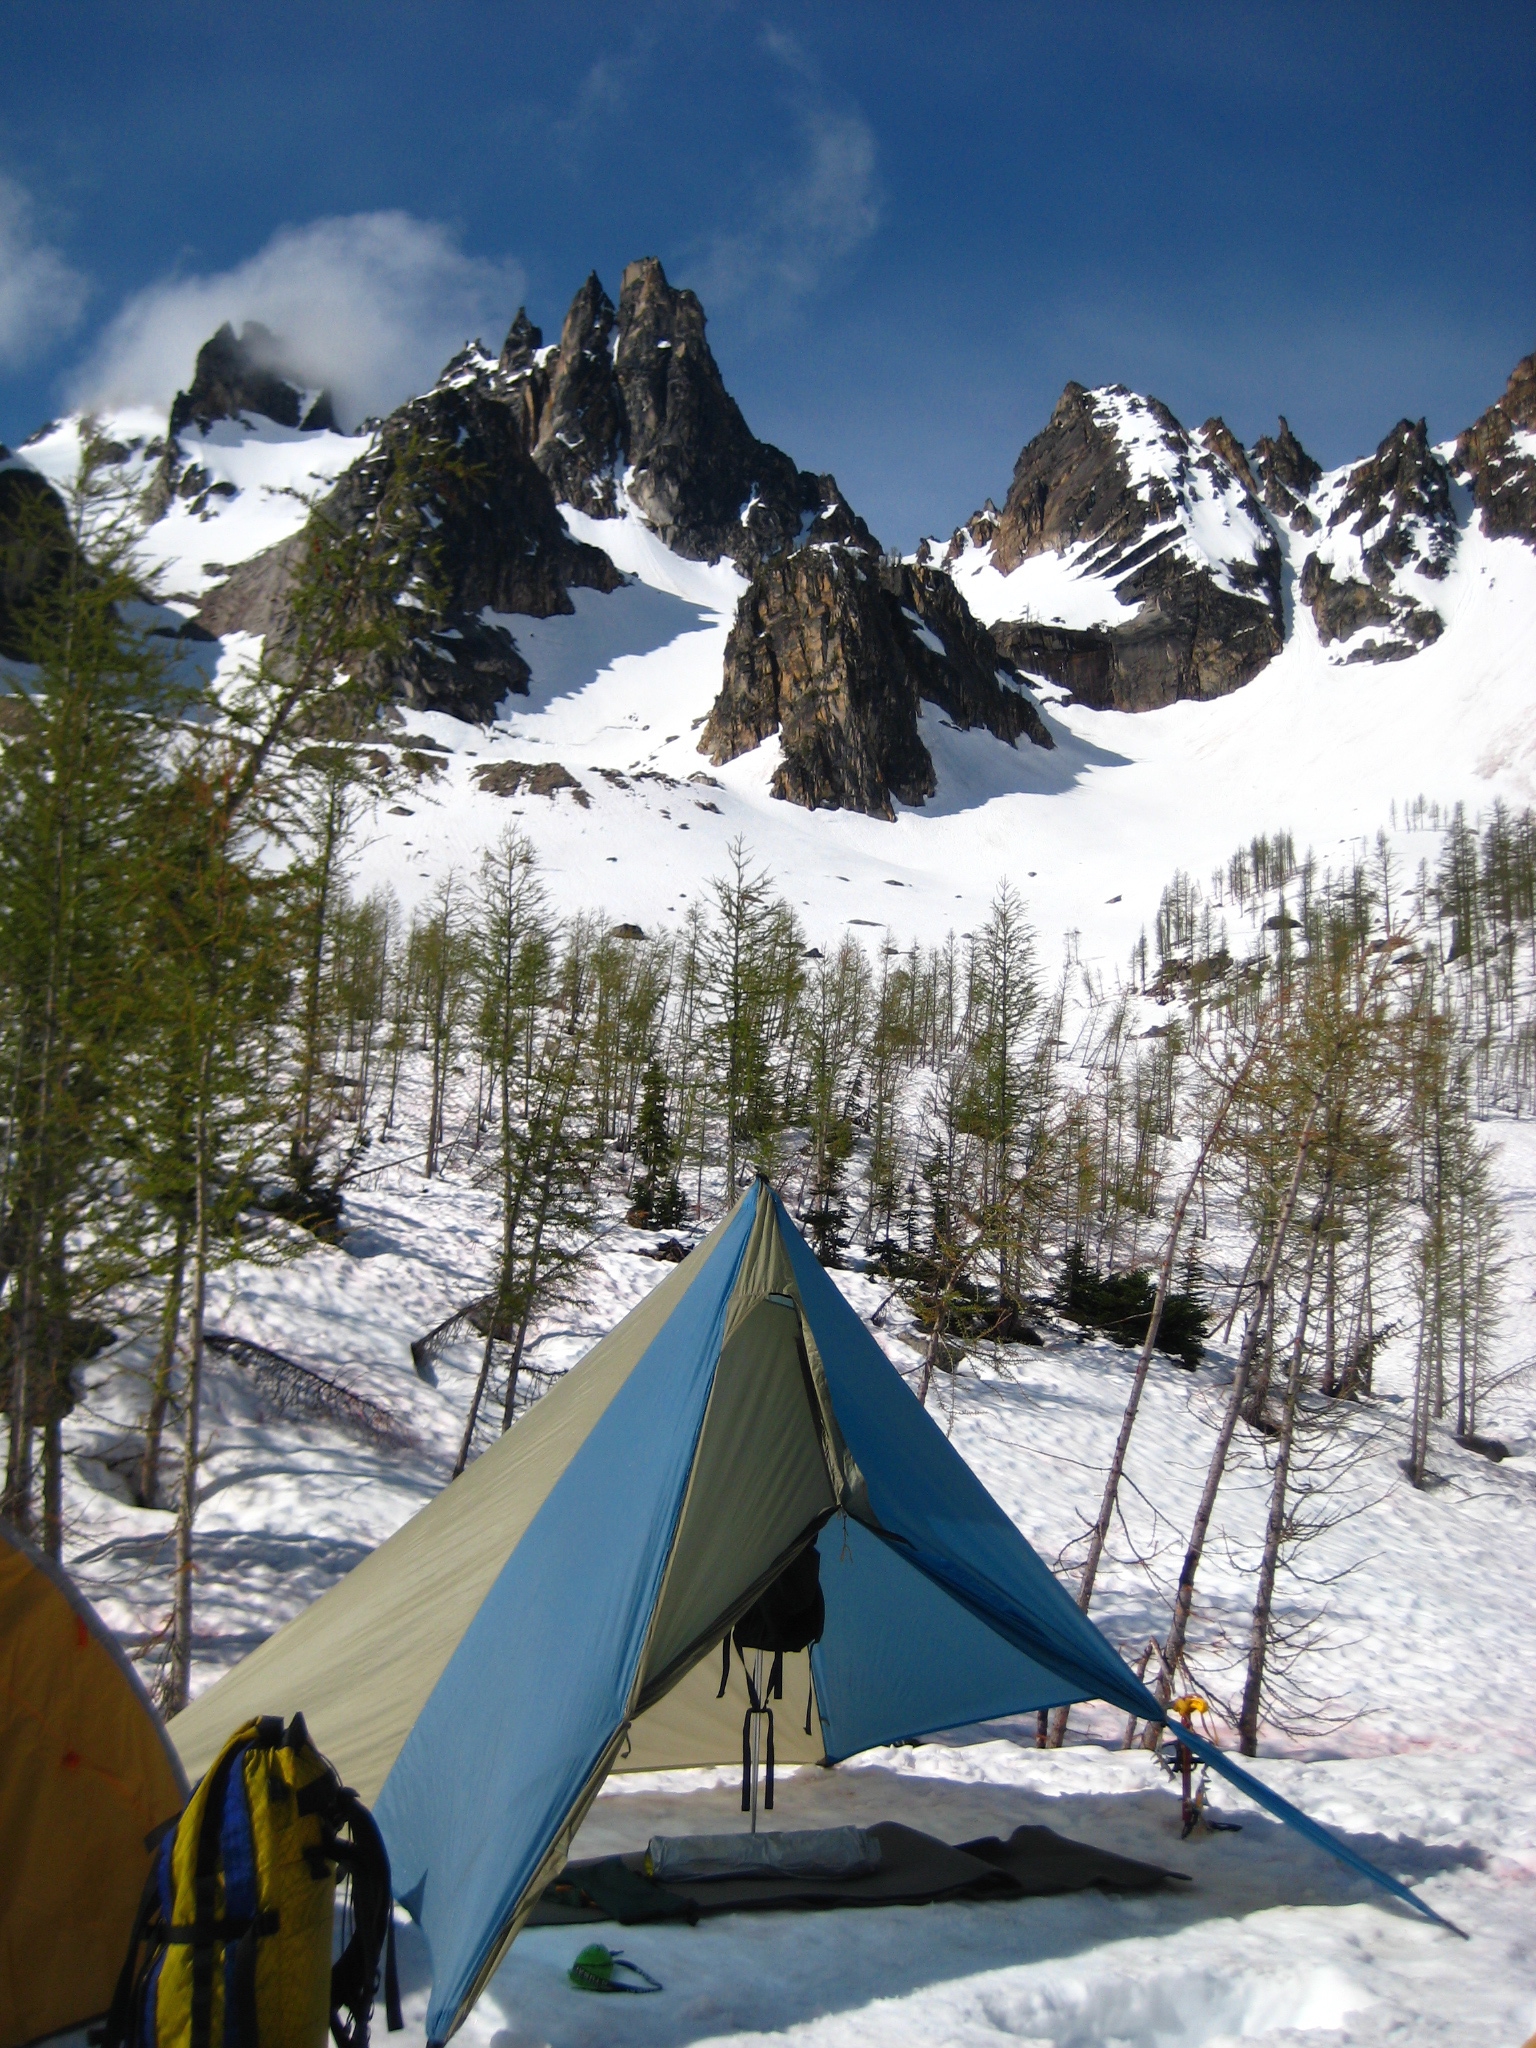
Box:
[69,213,525,428]
[690,40,881,308]
[0,173,89,369]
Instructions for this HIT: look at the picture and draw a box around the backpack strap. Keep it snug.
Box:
[189,1734,261,2048]
[103,1832,173,2048]
[716,1633,731,1699]
[325,1787,402,2044]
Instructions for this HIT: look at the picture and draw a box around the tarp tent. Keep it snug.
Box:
[170,1178,1452,2042]
[0,1522,188,2048]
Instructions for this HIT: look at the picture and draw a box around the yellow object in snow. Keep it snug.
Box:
[0,1522,187,2048]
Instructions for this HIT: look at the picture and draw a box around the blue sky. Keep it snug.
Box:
[1,1,1531,546]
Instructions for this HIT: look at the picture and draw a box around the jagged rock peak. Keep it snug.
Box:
[699,542,1049,819]
[1292,417,1455,664]
[526,256,875,569]
[1200,418,1260,498]
[948,381,1283,712]
[196,315,621,725]
[498,308,544,373]
[1455,347,1536,547]
[532,273,625,517]
[1328,417,1456,580]
[1250,416,1322,532]
[168,322,336,438]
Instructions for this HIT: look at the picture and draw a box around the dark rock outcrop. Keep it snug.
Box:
[990,572,1287,711]
[1295,418,1456,661]
[1456,350,1536,546]
[1250,417,1322,531]
[879,561,1053,753]
[472,759,589,805]
[168,321,336,439]
[0,461,73,661]
[955,383,1283,711]
[530,258,871,571]
[196,321,621,722]
[701,545,1050,819]
[531,274,627,518]
[1325,417,1456,583]
[1297,554,1442,662]
[145,322,338,528]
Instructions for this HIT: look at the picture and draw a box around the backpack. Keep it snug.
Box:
[718,1546,825,1813]
[106,1714,401,2048]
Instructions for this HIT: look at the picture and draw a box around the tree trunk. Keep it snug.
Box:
[139,1219,189,1510]
[1236,1167,1331,1754]
[168,1060,212,1716]
[1145,1102,1318,1734]
[1047,1040,1258,1747]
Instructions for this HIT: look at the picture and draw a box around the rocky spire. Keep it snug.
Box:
[168,322,335,438]
[498,308,543,374]
[1455,349,1536,546]
[531,274,625,516]
[530,257,874,569]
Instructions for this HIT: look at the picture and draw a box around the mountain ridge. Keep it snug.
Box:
[3,269,1533,824]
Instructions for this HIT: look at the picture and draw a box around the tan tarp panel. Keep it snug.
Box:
[620,1643,823,1771]
[0,1527,187,2048]
[638,1293,836,1699]
[170,1212,732,1799]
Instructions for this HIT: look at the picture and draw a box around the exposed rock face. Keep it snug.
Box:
[1250,417,1322,531]
[197,323,621,721]
[168,321,336,439]
[0,461,73,660]
[989,579,1286,711]
[1295,418,1455,661]
[531,275,626,517]
[955,383,1283,712]
[1456,350,1536,545]
[1297,554,1441,661]
[1325,418,1455,582]
[880,561,1053,752]
[701,545,1050,819]
[530,258,871,570]
[145,322,338,526]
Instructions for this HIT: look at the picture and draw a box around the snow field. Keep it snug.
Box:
[22,401,1536,2045]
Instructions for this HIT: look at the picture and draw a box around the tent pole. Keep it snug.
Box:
[749,1649,764,1833]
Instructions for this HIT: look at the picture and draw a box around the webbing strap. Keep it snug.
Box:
[190,1740,252,2048]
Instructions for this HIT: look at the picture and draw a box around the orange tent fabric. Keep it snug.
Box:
[0,1523,187,2048]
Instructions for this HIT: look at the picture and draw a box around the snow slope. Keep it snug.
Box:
[17,393,1536,2046]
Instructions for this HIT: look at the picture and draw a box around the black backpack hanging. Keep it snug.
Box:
[718,1546,825,1811]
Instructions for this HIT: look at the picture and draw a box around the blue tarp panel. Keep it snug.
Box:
[813,1513,1083,1759]
[780,1200,1165,1716]
[777,1194,1460,1937]
[376,1196,757,2042]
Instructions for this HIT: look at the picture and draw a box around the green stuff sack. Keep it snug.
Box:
[106,1713,401,2048]
[568,1944,663,1994]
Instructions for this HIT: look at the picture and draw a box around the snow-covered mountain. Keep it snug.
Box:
[8,269,1535,948]
[6,272,1536,2048]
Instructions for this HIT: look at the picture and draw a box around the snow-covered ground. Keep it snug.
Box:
[23,403,1536,2045]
